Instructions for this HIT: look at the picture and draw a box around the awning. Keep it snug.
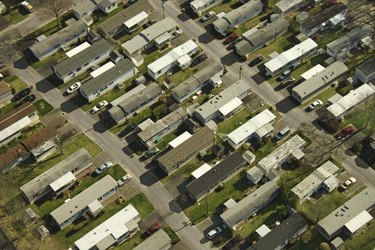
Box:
[345,210,373,233]
[49,172,76,192]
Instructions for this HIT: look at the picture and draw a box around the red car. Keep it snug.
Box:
[336,125,354,140]
[223,33,239,45]
[146,222,162,236]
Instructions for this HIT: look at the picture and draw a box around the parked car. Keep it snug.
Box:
[206,226,222,239]
[0,73,3,80]
[118,124,135,138]
[21,1,34,12]
[146,222,162,236]
[144,148,160,159]
[336,125,355,140]
[171,29,182,39]
[226,39,241,51]
[340,177,357,190]
[276,69,291,81]
[274,127,290,141]
[91,100,108,114]
[223,33,239,45]
[95,161,113,175]
[117,174,132,186]
[66,82,81,94]
[248,56,263,67]
[12,87,32,102]
[201,11,216,22]
[191,53,208,66]
[280,76,295,87]
[308,99,323,110]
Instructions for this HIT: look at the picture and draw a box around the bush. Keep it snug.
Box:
[319,242,330,250]
[352,141,363,153]
[321,118,340,134]
[301,230,312,244]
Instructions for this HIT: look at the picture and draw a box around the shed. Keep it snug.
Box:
[23,208,38,224]
[224,198,237,209]
[256,224,271,238]
[243,150,256,165]
[36,225,50,239]
[138,118,154,131]
[330,237,344,250]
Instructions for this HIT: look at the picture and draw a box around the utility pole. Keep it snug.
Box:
[239,64,243,80]
[162,0,166,19]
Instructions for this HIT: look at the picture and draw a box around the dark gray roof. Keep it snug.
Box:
[186,152,246,199]
[80,59,136,96]
[53,40,111,77]
[248,213,308,250]
[356,57,375,77]
[98,9,128,35]
[301,3,347,32]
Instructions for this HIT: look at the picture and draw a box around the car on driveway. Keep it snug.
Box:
[206,226,222,239]
[95,161,113,175]
[336,125,355,140]
[117,174,132,186]
[171,29,182,39]
[308,99,323,110]
[274,127,290,142]
[340,177,357,190]
[226,39,241,50]
[248,56,263,67]
[191,53,208,66]
[66,82,81,94]
[223,33,239,45]
[12,87,32,102]
[280,76,295,87]
[201,11,216,22]
[146,222,162,236]
[276,69,291,81]
[91,100,108,114]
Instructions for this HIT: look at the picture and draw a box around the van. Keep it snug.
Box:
[275,127,290,141]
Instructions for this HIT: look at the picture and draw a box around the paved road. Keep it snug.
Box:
[10,59,212,250]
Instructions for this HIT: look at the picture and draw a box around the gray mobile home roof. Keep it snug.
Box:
[20,149,92,203]
[327,25,374,55]
[248,213,308,250]
[73,0,96,17]
[133,230,172,250]
[53,40,111,77]
[186,152,246,199]
[275,0,308,13]
[195,80,249,121]
[292,61,348,101]
[30,20,87,58]
[50,175,117,225]
[221,181,279,228]
[318,187,375,239]
[80,59,136,96]
[98,9,129,35]
[301,3,347,32]
[236,17,289,55]
[138,107,187,142]
[356,57,375,77]
[158,127,215,172]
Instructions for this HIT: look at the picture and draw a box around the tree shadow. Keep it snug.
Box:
[139,168,162,186]
[60,95,83,113]
[233,172,251,192]
[221,52,242,66]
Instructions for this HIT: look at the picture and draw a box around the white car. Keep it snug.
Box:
[117,174,132,186]
[340,177,357,190]
[66,82,81,94]
[201,11,216,22]
[206,226,222,239]
[91,100,108,114]
[309,99,323,110]
[171,29,182,38]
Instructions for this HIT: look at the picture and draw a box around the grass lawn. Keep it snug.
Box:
[315,28,346,48]
[109,108,152,135]
[344,219,375,250]
[300,86,337,108]
[169,67,199,85]
[31,50,65,70]
[290,227,326,250]
[3,8,29,24]
[253,137,278,160]
[114,234,144,250]
[161,157,204,184]
[210,0,238,15]
[217,107,252,134]
[184,171,252,223]
[0,101,18,116]
[54,193,154,248]
[155,132,178,152]
[33,99,54,116]
[290,54,329,82]
[164,226,180,244]
[4,75,27,93]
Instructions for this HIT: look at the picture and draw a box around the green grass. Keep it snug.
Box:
[300,86,338,108]
[344,219,375,250]
[3,8,29,24]
[169,67,199,84]
[4,75,27,93]
[54,193,154,248]
[114,234,144,250]
[155,132,178,151]
[290,54,329,82]
[31,50,65,70]
[162,157,204,184]
[0,102,18,116]
[164,226,180,244]
[183,171,251,223]
[33,99,54,116]
[210,0,237,15]
[315,28,346,48]
[110,107,153,135]
[217,107,252,134]
[253,137,278,160]
[290,227,326,250]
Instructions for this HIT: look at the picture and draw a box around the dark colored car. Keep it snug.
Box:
[274,127,290,142]
[249,56,264,67]
[146,222,162,236]
[277,69,291,81]
[336,125,355,140]
[118,124,135,138]
[192,53,208,66]
[223,33,239,45]
[223,235,243,250]
[12,87,32,102]
[226,39,241,51]
[280,76,295,87]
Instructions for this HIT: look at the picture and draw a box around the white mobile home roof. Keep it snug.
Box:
[0,116,32,142]
[169,131,192,148]
[124,11,148,29]
[191,163,212,179]
[327,83,375,118]
[89,61,115,78]
[219,97,243,117]
[228,109,276,145]
[301,64,325,80]
[138,118,154,131]
[49,171,76,192]
[344,210,373,234]
[74,204,139,250]
[258,135,305,173]
[66,42,91,58]
[148,40,198,74]
[265,38,318,73]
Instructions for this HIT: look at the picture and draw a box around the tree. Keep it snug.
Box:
[352,141,363,153]
[319,242,331,250]
[301,230,312,244]
[152,104,167,119]
[43,0,72,28]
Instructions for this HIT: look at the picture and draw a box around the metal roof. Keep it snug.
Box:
[49,171,76,192]
[356,57,375,77]
[133,230,171,250]
[275,0,307,12]
[191,163,212,179]
[124,11,148,29]
[89,61,115,78]
[327,83,375,118]
[110,84,146,107]
[66,42,91,58]
[219,97,243,117]
[344,210,373,234]
[169,131,192,148]
[301,64,325,80]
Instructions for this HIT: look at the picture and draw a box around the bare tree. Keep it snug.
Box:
[43,0,72,28]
